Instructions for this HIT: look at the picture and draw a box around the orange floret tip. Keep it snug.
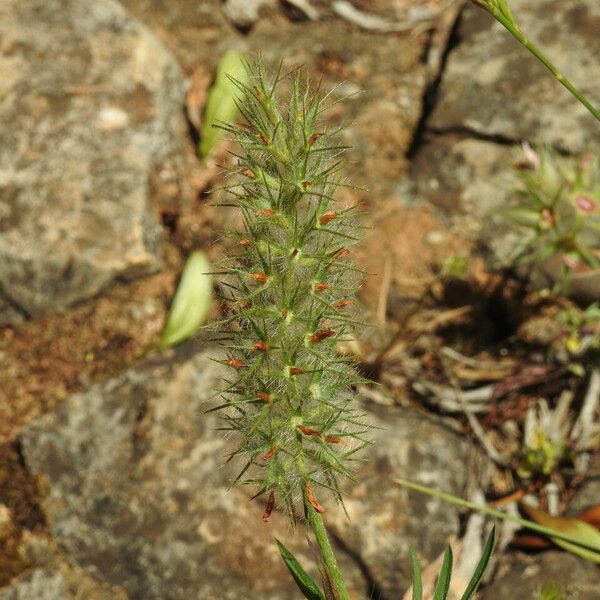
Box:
[261,447,276,461]
[252,341,268,351]
[309,329,335,344]
[289,367,304,376]
[226,358,245,370]
[308,132,324,146]
[325,435,347,445]
[334,299,351,309]
[262,491,275,523]
[238,238,252,246]
[314,282,330,293]
[297,424,322,438]
[255,208,276,217]
[256,392,272,403]
[305,483,325,513]
[333,247,351,258]
[241,168,255,178]
[319,210,337,225]
[249,272,268,283]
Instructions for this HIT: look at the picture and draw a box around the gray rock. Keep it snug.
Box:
[0,0,186,324]
[20,344,473,599]
[0,568,126,600]
[430,0,600,153]
[0,532,128,600]
[480,551,600,600]
[329,406,473,599]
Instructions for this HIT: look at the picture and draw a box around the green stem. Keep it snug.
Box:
[482,5,600,123]
[395,478,600,554]
[304,493,350,600]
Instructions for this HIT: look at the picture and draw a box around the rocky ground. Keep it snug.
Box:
[0,0,599,599]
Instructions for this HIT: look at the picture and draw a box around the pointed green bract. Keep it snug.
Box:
[211,58,369,520]
[276,540,325,600]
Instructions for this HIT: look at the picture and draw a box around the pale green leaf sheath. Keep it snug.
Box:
[200,50,248,157]
[159,251,212,348]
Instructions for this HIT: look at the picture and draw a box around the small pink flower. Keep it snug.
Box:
[522,141,541,168]
[579,154,592,170]
[574,195,597,213]
[540,208,554,225]
[562,254,588,273]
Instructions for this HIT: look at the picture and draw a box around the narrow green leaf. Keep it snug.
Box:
[200,50,248,157]
[394,478,600,559]
[276,539,326,600]
[409,548,423,600]
[158,251,212,348]
[459,526,495,600]
[432,546,453,600]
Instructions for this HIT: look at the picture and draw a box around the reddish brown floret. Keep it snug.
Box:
[314,282,330,293]
[334,299,351,309]
[319,210,337,225]
[289,367,304,376]
[226,358,245,370]
[255,208,276,217]
[262,491,275,522]
[297,424,322,438]
[256,392,272,403]
[252,341,268,351]
[248,272,268,283]
[305,483,325,513]
[261,447,276,461]
[325,435,347,445]
[241,168,255,178]
[308,132,324,146]
[308,329,335,343]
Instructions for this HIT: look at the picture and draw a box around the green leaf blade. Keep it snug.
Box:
[459,526,495,600]
[276,540,325,600]
[200,50,248,157]
[409,548,423,600]
[158,251,212,348]
[432,546,453,600]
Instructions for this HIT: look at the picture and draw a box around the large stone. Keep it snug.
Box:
[329,405,473,599]
[430,0,600,153]
[0,0,186,324]
[19,343,473,599]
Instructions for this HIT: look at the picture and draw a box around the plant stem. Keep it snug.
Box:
[395,478,600,554]
[484,7,600,123]
[304,494,350,600]
[506,29,599,121]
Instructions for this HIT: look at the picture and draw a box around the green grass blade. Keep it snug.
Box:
[459,526,495,600]
[432,546,453,600]
[395,478,600,557]
[276,539,326,600]
[409,548,423,600]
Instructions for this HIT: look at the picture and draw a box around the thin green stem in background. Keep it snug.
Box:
[304,495,350,600]
[395,478,600,554]
[473,0,600,123]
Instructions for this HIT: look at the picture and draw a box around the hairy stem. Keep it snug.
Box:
[304,493,350,600]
